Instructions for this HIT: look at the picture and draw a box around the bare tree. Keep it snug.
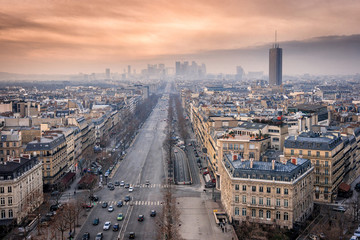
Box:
[52,209,68,240]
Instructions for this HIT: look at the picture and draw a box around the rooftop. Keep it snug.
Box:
[285,131,343,151]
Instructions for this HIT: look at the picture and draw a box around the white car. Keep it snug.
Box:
[103,221,111,230]
[350,236,358,240]
[354,229,360,237]
[129,187,134,192]
[120,181,125,187]
[108,206,114,212]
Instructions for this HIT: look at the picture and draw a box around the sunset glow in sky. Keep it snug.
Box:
[0,0,359,74]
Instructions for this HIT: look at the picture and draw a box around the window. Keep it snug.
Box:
[325,169,329,175]
[266,198,271,206]
[239,144,244,150]
[8,209,13,218]
[8,186,12,193]
[234,207,239,216]
[276,188,281,194]
[249,152,255,159]
[249,144,255,149]
[316,176,319,183]
[267,187,271,193]
[234,144,239,150]
[316,151,320,157]
[0,198,4,206]
[242,195,246,203]
[325,161,329,167]
[273,137,279,142]
[229,144,233,150]
[235,184,239,190]
[242,208,247,216]
[308,151,311,156]
[299,150,303,155]
[252,186,256,192]
[276,211,281,220]
[266,210,271,219]
[284,212,289,221]
[284,188,288,195]
[259,197,263,205]
[325,177,328,184]
[8,197,12,206]
[242,185,247,191]
[284,199,288,207]
[259,210,263,218]
[252,209,256,217]
[325,152,329,158]
[235,195,239,203]
[259,186,263,192]
[1,210,5,219]
[291,149,294,155]
[276,199,280,206]
[0,187,4,194]
[251,196,256,205]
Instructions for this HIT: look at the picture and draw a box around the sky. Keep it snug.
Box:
[0,0,359,75]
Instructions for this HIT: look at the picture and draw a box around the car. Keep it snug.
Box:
[117,213,124,221]
[107,182,113,188]
[82,232,90,240]
[95,232,103,240]
[103,221,111,230]
[333,206,346,212]
[350,236,358,240]
[49,204,61,212]
[45,211,56,218]
[102,202,108,208]
[308,233,318,240]
[117,200,123,207]
[120,181,125,187]
[114,181,120,186]
[138,215,144,222]
[129,232,135,239]
[145,180,150,186]
[89,195,99,201]
[93,218,99,225]
[108,206,114,212]
[109,186,115,191]
[355,229,360,237]
[82,203,93,209]
[125,183,130,188]
[188,143,192,146]
[150,210,156,217]
[124,196,131,202]
[129,187,134,192]
[113,223,120,231]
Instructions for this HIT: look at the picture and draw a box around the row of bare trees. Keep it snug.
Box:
[174,94,189,141]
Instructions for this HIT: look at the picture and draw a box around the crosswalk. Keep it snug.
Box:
[97,200,163,206]
[110,184,170,188]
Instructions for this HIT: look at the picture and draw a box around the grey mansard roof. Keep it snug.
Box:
[284,131,342,151]
[25,134,65,152]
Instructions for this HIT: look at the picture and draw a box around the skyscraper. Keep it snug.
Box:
[105,68,111,79]
[236,66,244,81]
[269,43,282,86]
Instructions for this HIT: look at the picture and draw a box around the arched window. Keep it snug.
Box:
[284,212,289,221]
[276,211,281,220]
[266,210,271,219]
[234,207,239,216]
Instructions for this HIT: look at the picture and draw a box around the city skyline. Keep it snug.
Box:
[0,0,359,75]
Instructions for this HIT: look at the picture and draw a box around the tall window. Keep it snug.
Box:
[251,196,256,205]
[325,177,328,184]
[266,198,271,206]
[229,144,233,150]
[242,195,246,203]
[325,161,329,167]
[308,151,311,156]
[284,212,289,221]
[234,207,239,216]
[325,152,329,158]
[8,209,13,218]
[266,210,271,219]
[316,176,319,183]
[325,169,329,175]
[0,187,4,193]
[259,186,263,192]
[284,199,289,207]
[0,198,4,206]
[276,188,281,194]
[259,210,263,218]
[316,151,320,157]
[259,197,263,205]
[266,187,271,193]
[291,149,294,155]
[8,197,12,206]
[284,188,288,195]
[242,185,247,191]
[276,211,281,220]
[1,210,5,219]
[242,208,247,216]
[235,184,239,190]
[235,195,239,203]
[299,150,303,155]
[252,209,256,217]
[8,186,12,193]
[252,186,256,192]
[276,199,280,206]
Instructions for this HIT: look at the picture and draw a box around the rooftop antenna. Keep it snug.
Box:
[274,30,277,48]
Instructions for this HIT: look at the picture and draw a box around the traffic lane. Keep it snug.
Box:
[184,141,200,186]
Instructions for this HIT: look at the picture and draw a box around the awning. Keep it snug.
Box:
[338,182,351,192]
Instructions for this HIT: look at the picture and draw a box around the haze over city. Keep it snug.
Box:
[0,0,359,75]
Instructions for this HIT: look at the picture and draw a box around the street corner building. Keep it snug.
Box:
[218,154,314,229]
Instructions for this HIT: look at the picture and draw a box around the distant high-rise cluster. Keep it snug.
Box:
[105,68,111,79]
[269,43,282,86]
[175,61,206,78]
[236,66,244,81]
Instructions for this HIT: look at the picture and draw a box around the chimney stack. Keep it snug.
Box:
[272,160,275,170]
[291,157,297,165]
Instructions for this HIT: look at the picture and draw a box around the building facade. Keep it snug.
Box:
[269,44,282,86]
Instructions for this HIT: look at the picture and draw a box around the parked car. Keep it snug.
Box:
[82,232,90,240]
[138,215,144,222]
[103,221,111,230]
[102,202,108,208]
[350,236,358,240]
[114,181,120,186]
[95,232,103,240]
[109,186,115,191]
[117,200,123,207]
[89,195,99,201]
[354,229,360,237]
[333,206,346,212]
[93,218,99,225]
[125,183,130,188]
[108,206,114,212]
[113,223,120,231]
[145,180,150,186]
[129,232,135,239]
[129,187,134,192]
[117,213,124,221]
[150,210,156,217]
[120,181,125,187]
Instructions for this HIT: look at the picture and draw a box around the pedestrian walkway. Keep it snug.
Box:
[110,183,170,188]
[97,200,163,206]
